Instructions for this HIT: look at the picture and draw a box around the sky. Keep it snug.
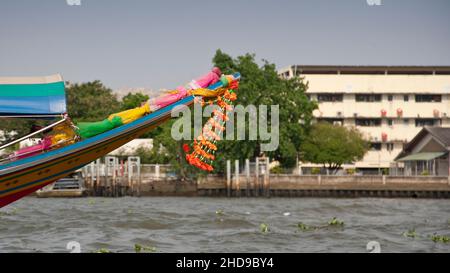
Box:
[0,0,449,91]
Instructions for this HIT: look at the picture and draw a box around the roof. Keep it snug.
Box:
[0,74,66,117]
[425,127,450,147]
[284,65,450,75]
[394,127,450,161]
[397,152,446,162]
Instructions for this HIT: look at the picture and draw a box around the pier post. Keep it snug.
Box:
[226,160,231,197]
[245,159,250,197]
[155,164,160,180]
[95,159,100,195]
[235,160,240,197]
[264,157,270,197]
[255,158,259,197]
[127,156,141,197]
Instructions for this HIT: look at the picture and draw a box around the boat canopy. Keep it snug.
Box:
[0,74,66,117]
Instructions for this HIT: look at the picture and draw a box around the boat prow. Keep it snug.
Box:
[0,96,194,208]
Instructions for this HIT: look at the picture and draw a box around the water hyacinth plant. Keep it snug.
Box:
[402,229,418,238]
[430,234,449,243]
[297,222,315,232]
[93,248,111,253]
[260,223,270,233]
[134,244,156,253]
[328,217,344,227]
[215,209,224,216]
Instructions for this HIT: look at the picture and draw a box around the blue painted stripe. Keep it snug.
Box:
[0,95,66,115]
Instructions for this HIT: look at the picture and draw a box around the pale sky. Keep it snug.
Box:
[0,0,449,90]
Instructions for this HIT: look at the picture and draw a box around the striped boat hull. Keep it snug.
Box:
[0,96,194,208]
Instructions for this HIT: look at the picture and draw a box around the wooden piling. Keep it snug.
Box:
[95,159,100,195]
[226,160,231,197]
[265,157,270,197]
[245,159,250,197]
[235,160,240,197]
[255,158,259,197]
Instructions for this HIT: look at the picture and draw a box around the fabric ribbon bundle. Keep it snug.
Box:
[185,79,239,171]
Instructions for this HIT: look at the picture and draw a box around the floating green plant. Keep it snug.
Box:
[402,228,418,238]
[93,248,111,253]
[328,217,344,227]
[134,244,156,253]
[430,234,450,243]
[215,209,224,216]
[297,222,315,231]
[88,199,96,205]
[260,223,270,233]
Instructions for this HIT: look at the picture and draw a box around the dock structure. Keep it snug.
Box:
[82,156,141,197]
[82,157,450,198]
[197,174,450,198]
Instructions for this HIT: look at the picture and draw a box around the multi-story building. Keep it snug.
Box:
[278,65,450,174]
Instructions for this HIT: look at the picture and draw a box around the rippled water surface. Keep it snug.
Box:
[0,197,449,252]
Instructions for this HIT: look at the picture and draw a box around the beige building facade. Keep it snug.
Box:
[278,66,450,173]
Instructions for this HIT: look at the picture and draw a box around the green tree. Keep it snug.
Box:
[0,119,39,147]
[300,122,369,174]
[66,81,121,122]
[140,50,317,175]
[121,92,149,110]
[212,49,317,170]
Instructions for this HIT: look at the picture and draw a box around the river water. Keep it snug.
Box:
[0,197,449,253]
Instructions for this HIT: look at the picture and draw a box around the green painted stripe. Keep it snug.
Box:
[0,82,65,97]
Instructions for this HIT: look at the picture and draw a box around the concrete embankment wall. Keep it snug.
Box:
[86,174,450,198]
[196,175,450,198]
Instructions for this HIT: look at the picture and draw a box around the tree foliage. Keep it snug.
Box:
[300,122,369,173]
[121,92,149,110]
[211,49,317,170]
[66,80,121,122]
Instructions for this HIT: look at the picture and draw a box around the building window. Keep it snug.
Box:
[415,119,440,127]
[415,94,442,102]
[403,119,409,125]
[387,119,393,126]
[386,143,394,151]
[404,95,409,102]
[317,93,343,102]
[355,94,382,102]
[317,118,344,125]
[355,118,381,127]
[387,95,393,101]
[370,142,382,151]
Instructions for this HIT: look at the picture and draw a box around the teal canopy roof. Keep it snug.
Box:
[0,74,66,117]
